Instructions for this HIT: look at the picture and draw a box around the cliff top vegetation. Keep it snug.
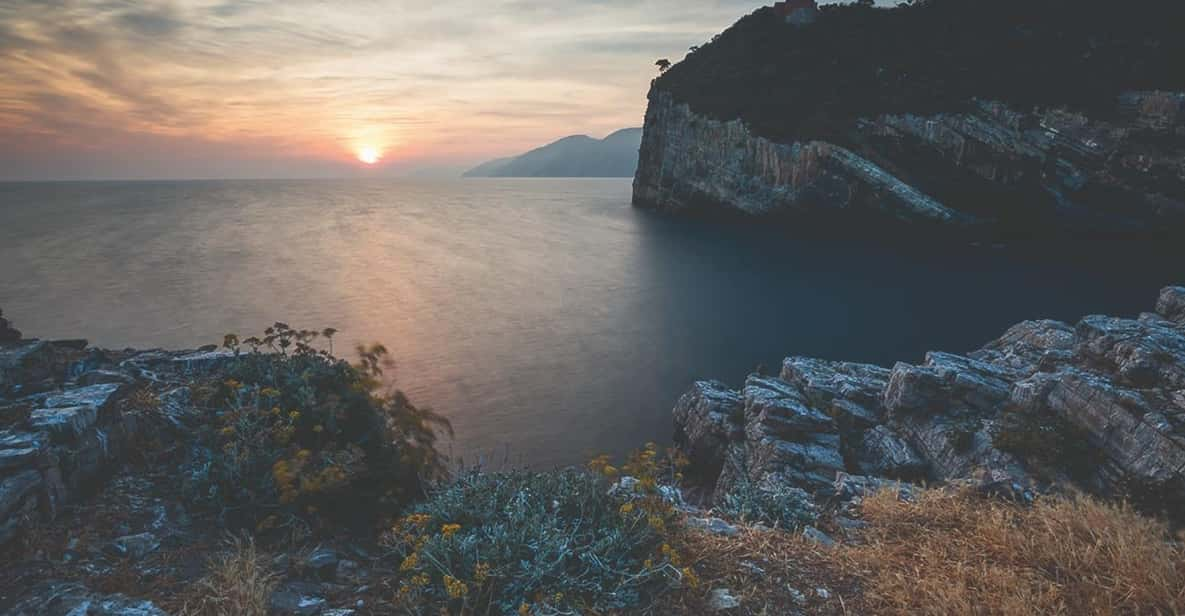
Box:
[654,0,1185,143]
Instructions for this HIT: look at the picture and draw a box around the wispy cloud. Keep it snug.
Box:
[0,0,831,179]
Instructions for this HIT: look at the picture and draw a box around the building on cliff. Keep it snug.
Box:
[773,0,819,26]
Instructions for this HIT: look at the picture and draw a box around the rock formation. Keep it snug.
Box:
[674,286,1185,518]
[633,1,1185,235]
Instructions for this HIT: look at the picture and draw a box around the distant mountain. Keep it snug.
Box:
[464,128,642,178]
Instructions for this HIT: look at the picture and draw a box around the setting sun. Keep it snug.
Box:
[357,147,381,165]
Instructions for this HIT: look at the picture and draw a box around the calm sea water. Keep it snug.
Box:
[0,179,1181,467]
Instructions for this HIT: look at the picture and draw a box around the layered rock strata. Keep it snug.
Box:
[675,286,1185,515]
[634,88,1185,234]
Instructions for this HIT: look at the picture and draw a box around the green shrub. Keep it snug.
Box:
[383,445,693,615]
[183,323,451,530]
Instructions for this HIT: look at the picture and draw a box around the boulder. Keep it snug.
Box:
[171,349,239,374]
[106,532,161,561]
[0,341,64,397]
[1,582,167,616]
[0,470,43,520]
[1156,286,1185,324]
[1011,369,1185,500]
[43,383,127,417]
[853,425,926,479]
[77,370,134,387]
[780,357,889,429]
[672,381,743,481]
[28,406,97,444]
[741,376,844,495]
[1075,315,1185,389]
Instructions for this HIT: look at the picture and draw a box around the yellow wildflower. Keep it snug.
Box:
[260,387,281,398]
[441,523,461,538]
[681,566,700,588]
[474,562,490,583]
[444,575,468,598]
[313,424,324,433]
[518,603,531,616]
[620,502,635,514]
[400,552,419,572]
[288,410,300,420]
[553,592,564,603]
[602,465,619,478]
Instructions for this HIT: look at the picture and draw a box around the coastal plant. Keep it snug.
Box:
[381,444,694,614]
[179,535,278,616]
[715,452,816,530]
[183,323,451,530]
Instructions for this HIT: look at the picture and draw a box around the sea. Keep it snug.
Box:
[1,178,1181,467]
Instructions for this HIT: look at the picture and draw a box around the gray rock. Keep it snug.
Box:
[853,425,926,479]
[77,370,134,386]
[0,469,43,520]
[28,406,97,444]
[307,546,339,579]
[1011,369,1185,498]
[270,581,328,616]
[634,83,1185,234]
[802,526,837,547]
[0,447,43,472]
[0,341,63,396]
[0,582,167,616]
[106,532,160,560]
[673,380,744,480]
[43,383,126,415]
[1156,287,1185,324]
[172,349,239,374]
[686,516,740,537]
[707,588,741,610]
[781,357,889,429]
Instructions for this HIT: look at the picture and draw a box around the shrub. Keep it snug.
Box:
[180,536,278,616]
[183,323,451,530]
[842,486,1185,615]
[382,444,693,614]
[715,452,816,530]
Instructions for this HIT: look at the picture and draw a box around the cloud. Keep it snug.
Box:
[0,0,800,179]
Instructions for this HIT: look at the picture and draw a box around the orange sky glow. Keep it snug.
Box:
[0,0,780,179]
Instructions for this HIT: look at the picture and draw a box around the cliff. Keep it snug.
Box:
[675,286,1185,522]
[634,0,1185,235]
[2,298,1185,613]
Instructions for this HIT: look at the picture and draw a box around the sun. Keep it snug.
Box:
[357,147,381,165]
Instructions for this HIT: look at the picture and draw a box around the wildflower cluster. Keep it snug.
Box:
[381,449,691,615]
[183,322,451,530]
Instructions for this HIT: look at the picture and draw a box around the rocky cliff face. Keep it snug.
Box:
[633,0,1185,235]
[674,286,1185,518]
[635,87,1185,234]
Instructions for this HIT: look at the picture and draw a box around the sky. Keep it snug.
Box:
[0,1,881,180]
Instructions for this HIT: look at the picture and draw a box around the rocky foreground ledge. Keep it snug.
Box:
[2,291,1185,615]
[675,286,1185,520]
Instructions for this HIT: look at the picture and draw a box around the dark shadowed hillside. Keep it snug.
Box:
[655,0,1185,143]
[634,0,1185,236]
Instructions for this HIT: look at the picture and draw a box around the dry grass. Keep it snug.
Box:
[655,525,860,615]
[840,487,1185,616]
[178,535,278,616]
